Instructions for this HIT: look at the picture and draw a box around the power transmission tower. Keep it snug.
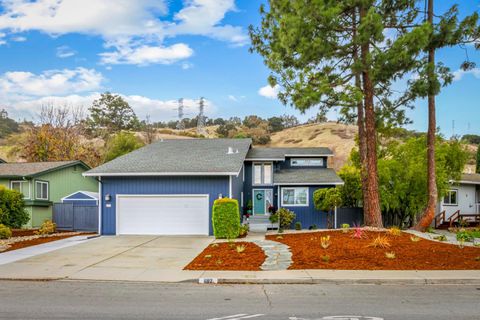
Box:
[176,98,185,130]
[197,97,206,135]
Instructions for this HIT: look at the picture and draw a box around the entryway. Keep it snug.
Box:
[252,189,273,215]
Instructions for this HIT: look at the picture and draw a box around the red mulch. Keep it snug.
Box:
[266,230,480,270]
[184,242,266,271]
[2,234,84,253]
[11,229,39,237]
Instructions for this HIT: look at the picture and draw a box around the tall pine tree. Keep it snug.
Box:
[249,0,430,227]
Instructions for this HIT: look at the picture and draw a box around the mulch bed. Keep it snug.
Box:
[266,230,480,270]
[11,229,39,237]
[2,234,81,253]
[184,242,266,271]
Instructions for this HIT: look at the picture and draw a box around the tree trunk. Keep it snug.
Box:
[360,6,383,228]
[414,0,437,231]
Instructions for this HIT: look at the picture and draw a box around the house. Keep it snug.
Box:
[84,139,343,236]
[437,173,480,225]
[0,161,98,228]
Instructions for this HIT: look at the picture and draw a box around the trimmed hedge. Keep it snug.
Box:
[212,197,240,239]
[0,186,29,228]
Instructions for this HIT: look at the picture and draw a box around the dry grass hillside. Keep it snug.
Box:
[267,122,357,170]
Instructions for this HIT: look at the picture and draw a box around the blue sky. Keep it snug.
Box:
[0,0,479,137]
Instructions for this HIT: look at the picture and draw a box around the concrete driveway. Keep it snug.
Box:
[0,236,213,282]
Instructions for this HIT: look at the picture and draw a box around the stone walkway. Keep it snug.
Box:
[251,239,292,271]
[405,229,479,248]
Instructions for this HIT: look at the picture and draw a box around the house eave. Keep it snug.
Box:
[83,172,239,177]
[273,182,344,186]
[284,154,334,157]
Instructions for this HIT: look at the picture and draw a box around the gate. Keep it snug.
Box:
[53,203,99,232]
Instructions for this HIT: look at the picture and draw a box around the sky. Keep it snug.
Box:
[0,0,479,137]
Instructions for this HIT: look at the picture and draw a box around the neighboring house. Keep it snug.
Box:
[438,173,480,220]
[84,139,343,236]
[0,161,98,228]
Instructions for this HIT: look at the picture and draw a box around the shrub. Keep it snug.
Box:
[341,223,350,233]
[295,222,302,230]
[239,224,249,237]
[36,220,56,235]
[269,208,296,230]
[212,198,240,239]
[352,226,366,239]
[434,235,447,241]
[0,186,29,228]
[388,226,402,237]
[385,252,396,259]
[320,235,331,249]
[0,224,12,239]
[457,231,475,242]
[425,226,435,233]
[368,235,391,249]
[309,224,318,230]
[410,235,421,242]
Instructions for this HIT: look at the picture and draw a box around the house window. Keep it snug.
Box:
[443,189,457,206]
[281,187,309,206]
[253,163,273,185]
[10,181,30,199]
[35,181,49,200]
[290,158,324,167]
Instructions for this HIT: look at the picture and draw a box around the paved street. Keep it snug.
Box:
[1,281,479,320]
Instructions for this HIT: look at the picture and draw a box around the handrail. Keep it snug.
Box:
[434,210,445,228]
[448,210,461,228]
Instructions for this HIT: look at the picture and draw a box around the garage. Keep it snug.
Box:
[116,195,210,235]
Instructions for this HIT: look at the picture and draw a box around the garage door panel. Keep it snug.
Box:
[117,195,209,235]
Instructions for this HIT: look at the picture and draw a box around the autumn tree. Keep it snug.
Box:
[412,1,480,231]
[87,92,139,136]
[250,0,430,227]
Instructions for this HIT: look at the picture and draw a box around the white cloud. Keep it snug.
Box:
[228,95,238,102]
[181,62,193,70]
[0,32,5,45]
[0,67,104,96]
[11,36,26,42]
[56,45,76,58]
[100,43,193,65]
[453,68,480,81]
[4,93,215,122]
[0,0,247,65]
[258,84,280,99]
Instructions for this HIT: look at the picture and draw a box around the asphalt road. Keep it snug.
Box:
[0,281,479,320]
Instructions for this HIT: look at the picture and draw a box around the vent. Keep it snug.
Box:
[227,147,234,154]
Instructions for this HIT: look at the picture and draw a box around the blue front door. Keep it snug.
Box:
[253,190,265,214]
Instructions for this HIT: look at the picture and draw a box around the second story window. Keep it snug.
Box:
[35,181,49,200]
[290,158,324,167]
[253,163,273,185]
[10,180,30,199]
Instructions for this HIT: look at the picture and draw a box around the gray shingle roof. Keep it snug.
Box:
[85,139,252,176]
[274,168,343,185]
[460,173,480,184]
[247,147,333,160]
[0,160,84,178]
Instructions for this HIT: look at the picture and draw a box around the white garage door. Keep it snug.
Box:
[117,195,209,235]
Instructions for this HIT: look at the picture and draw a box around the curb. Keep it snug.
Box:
[212,278,480,285]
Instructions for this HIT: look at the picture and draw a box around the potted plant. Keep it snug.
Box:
[246,199,253,215]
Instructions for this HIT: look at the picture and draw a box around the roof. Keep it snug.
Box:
[246,147,333,160]
[62,191,99,200]
[84,139,252,176]
[459,173,480,185]
[0,160,88,178]
[273,168,344,185]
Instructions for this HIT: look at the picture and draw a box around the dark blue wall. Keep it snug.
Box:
[243,162,276,214]
[100,176,229,235]
[231,165,244,209]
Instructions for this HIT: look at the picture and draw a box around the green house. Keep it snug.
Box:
[0,160,98,228]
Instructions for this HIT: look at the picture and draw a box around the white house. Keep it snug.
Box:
[438,173,480,221]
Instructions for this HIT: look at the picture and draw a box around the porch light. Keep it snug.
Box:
[105,194,111,202]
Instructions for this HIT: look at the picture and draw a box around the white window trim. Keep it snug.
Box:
[241,191,244,208]
[252,162,273,186]
[10,180,30,199]
[442,189,458,206]
[290,158,324,167]
[35,180,49,200]
[281,187,309,207]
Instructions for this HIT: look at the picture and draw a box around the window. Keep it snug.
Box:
[252,163,273,185]
[35,181,49,200]
[290,158,324,167]
[443,189,457,205]
[10,181,30,199]
[281,187,309,206]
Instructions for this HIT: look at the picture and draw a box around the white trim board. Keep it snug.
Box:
[83,171,239,177]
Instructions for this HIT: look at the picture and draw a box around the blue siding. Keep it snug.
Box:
[279,185,330,229]
[101,176,229,235]
[63,199,98,206]
[231,165,244,209]
[243,162,276,214]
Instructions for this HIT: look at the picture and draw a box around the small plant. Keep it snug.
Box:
[321,255,330,263]
[458,218,469,228]
[410,235,421,242]
[456,231,475,243]
[388,226,402,237]
[276,235,283,240]
[35,220,56,235]
[204,254,212,259]
[352,227,365,239]
[215,259,223,265]
[295,222,302,230]
[385,252,396,259]
[434,235,447,241]
[425,226,435,233]
[309,224,318,230]
[270,208,296,229]
[475,256,480,262]
[0,224,12,239]
[211,243,219,248]
[320,235,331,249]
[368,235,391,249]
[235,244,246,253]
[341,223,350,233]
[239,224,249,237]
[458,239,465,249]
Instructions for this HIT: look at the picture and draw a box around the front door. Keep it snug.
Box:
[253,190,265,214]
